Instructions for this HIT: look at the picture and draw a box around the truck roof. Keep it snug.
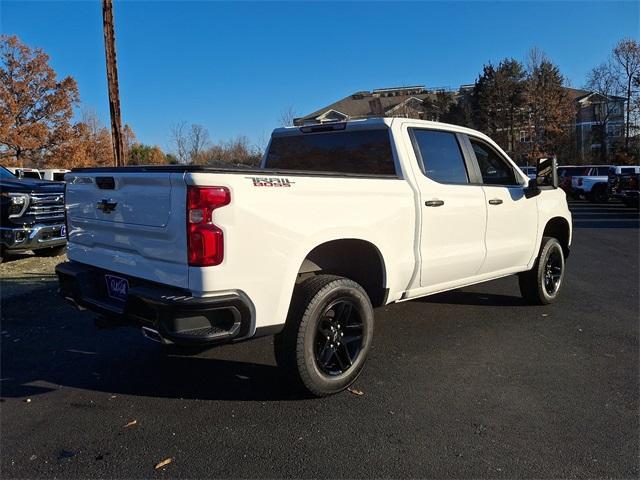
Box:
[272,117,494,144]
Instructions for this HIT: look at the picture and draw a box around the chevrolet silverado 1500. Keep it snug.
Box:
[56,118,572,396]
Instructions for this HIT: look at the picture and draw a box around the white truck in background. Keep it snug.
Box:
[5,167,42,179]
[570,165,612,202]
[57,118,572,396]
[41,168,71,181]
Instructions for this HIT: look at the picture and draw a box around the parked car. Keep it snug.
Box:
[617,173,640,210]
[0,166,66,262]
[56,118,572,396]
[41,168,70,181]
[569,165,612,202]
[5,167,43,180]
[519,166,537,180]
[557,165,587,195]
[607,165,640,199]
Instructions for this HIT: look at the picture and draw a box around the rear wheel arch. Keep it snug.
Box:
[294,239,387,308]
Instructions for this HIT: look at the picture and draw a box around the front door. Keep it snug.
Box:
[408,128,488,289]
[467,137,538,274]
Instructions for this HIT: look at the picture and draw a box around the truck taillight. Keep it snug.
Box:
[187,186,230,267]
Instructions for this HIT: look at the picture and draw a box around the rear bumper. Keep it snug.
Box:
[1,223,66,252]
[56,261,255,347]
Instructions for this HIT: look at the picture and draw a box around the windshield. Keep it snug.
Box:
[0,166,16,179]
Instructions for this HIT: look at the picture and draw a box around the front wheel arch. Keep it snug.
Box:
[541,217,570,258]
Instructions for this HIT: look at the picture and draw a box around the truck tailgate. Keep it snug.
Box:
[65,172,189,289]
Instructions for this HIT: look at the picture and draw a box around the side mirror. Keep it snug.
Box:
[536,157,559,188]
[524,178,541,198]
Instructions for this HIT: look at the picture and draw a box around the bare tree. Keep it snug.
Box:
[279,105,297,127]
[188,123,210,163]
[170,122,189,164]
[586,62,619,159]
[611,38,640,151]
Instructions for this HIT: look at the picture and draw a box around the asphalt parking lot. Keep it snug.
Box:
[1,200,638,479]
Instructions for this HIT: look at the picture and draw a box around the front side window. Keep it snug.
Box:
[411,129,469,184]
[470,139,518,186]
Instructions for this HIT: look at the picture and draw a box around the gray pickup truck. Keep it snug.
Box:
[0,166,66,262]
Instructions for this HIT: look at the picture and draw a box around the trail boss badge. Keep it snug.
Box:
[246,177,294,187]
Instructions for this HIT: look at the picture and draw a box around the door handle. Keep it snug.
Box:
[425,200,445,207]
[488,198,503,205]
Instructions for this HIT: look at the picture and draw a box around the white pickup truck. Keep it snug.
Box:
[56,118,572,396]
[570,165,612,202]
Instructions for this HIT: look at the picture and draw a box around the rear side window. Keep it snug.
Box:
[265,129,396,175]
[621,167,634,174]
[470,139,518,186]
[411,129,469,184]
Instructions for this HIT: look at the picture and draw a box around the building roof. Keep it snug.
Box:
[565,87,592,101]
[295,86,441,125]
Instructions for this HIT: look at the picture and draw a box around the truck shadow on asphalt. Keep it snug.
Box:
[2,346,301,402]
[1,286,307,402]
[421,290,526,306]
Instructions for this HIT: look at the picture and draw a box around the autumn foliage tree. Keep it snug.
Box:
[0,35,79,166]
[523,48,575,161]
[128,144,166,165]
[47,109,113,168]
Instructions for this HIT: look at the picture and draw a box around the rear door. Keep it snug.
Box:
[465,136,538,274]
[65,171,189,288]
[408,128,487,288]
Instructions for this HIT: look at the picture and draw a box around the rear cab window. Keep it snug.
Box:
[264,127,396,176]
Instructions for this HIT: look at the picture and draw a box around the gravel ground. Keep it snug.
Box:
[0,252,65,299]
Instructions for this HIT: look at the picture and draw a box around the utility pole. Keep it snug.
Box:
[102,0,125,166]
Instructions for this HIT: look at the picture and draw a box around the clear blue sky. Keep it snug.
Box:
[2,1,638,152]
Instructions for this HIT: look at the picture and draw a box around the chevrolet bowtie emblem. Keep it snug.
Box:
[97,199,118,214]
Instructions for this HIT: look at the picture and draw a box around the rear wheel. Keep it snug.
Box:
[274,274,374,397]
[519,236,565,305]
[33,245,66,257]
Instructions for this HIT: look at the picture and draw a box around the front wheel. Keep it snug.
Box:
[274,275,374,397]
[519,236,566,305]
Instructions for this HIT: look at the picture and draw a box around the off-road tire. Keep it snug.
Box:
[33,245,66,257]
[274,274,374,397]
[518,236,565,305]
